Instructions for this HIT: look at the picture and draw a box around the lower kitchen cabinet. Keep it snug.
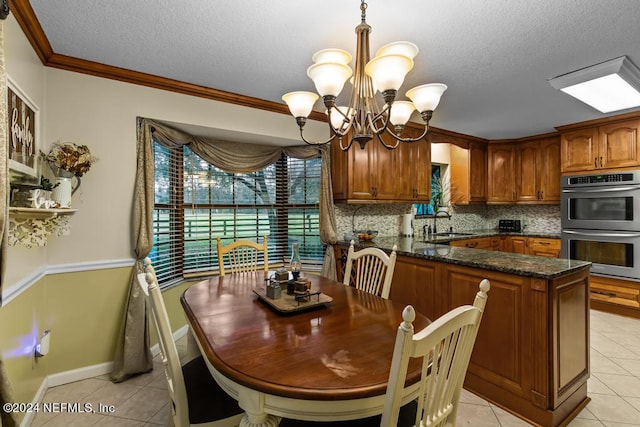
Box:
[590,274,640,319]
[529,237,561,257]
[449,237,492,250]
[335,242,591,427]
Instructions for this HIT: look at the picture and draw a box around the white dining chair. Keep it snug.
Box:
[343,240,398,299]
[137,258,244,427]
[216,235,269,276]
[279,279,490,427]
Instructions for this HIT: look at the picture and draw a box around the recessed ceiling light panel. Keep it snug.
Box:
[549,56,640,113]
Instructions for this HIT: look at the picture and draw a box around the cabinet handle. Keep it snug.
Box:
[595,157,598,168]
[600,156,603,168]
[466,242,478,248]
[540,190,543,200]
[538,241,551,245]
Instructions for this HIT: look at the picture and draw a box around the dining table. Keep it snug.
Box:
[180,271,431,427]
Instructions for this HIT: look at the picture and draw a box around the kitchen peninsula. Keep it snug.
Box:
[335,237,591,427]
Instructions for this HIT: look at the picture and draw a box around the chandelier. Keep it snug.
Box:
[282,0,447,151]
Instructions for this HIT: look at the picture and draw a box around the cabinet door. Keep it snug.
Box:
[599,119,640,169]
[516,141,539,202]
[510,236,528,254]
[450,144,470,204]
[538,137,561,203]
[372,139,397,200]
[347,140,376,199]
[412,139,432,201]
[529,237,560,258]
[560,128,598,172]
[469,143,487,202]
[487,144,516,203]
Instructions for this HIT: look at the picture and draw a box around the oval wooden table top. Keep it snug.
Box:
[180,272,431,402]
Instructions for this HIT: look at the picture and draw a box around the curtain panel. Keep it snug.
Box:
[112,117,338,381]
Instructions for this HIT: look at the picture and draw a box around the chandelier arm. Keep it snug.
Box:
[298,128,339,146]
[366,104,392,135]
[382,124,430,143]
[375,133,401,150]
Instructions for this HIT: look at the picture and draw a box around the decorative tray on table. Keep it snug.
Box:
[253,283,333,314]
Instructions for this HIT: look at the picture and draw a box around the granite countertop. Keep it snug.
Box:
[420,228,561,244]
[340,235,590,280]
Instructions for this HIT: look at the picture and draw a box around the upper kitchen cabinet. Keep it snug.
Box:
[559,115,640,173]
[450,142,487,204]
[487,143,516,203]
[516,136,561,204]
[331,126,431,203]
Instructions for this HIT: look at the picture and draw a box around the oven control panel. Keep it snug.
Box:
[562,171,640,187]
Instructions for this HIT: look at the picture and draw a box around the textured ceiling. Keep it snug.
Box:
[28,0,640,141]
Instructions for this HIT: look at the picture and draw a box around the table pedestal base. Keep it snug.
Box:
[240,413,280,427]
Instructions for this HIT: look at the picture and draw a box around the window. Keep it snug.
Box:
[415,165,442,217]
[150,142,323,285]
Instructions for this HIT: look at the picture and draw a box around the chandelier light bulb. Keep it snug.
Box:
[307,62,353,97]
[389,101,416,126]
[406,83,448,113]
[312,48,353,65]
[375,41,419,60]
[282,91,319,118]
[365,54,414,93]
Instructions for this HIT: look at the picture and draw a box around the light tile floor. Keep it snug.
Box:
[30,309,640,426]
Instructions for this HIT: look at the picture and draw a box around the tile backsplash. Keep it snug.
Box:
[335,203,561,239]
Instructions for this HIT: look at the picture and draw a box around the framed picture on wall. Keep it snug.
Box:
[7,76,40,183]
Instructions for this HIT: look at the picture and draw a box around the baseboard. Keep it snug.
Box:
[47,361,114,387]
[19,377,49,427]
[17,326,186,427]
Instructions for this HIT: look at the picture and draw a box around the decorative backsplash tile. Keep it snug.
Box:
[334,203,561,239]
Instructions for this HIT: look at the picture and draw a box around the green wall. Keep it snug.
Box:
[0,266,194,425]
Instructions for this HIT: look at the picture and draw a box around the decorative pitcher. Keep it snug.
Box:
[52,175,80,208]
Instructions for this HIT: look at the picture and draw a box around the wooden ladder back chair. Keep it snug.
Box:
[343,240,398,299]
[381,279,491,427]
[216,235,268,276]
[137,258,244,427]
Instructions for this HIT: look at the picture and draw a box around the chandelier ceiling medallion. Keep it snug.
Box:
[282,0,447,151]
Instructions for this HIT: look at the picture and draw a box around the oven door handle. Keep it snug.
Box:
[563,230,640,238]
[562,185,640,193]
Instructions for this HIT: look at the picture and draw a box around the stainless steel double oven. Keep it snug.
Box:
[561,170,640,280]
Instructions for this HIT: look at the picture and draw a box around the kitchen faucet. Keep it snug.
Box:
[432,210,451,234]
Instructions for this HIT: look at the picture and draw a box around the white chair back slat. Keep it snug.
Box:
[380,279,491,427]
[344,240,397,299]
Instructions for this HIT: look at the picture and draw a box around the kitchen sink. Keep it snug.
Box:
[432,232,474,237]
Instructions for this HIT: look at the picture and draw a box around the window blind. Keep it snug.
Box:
[150,142,323,285]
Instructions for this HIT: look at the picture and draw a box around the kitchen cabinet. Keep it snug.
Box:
[516,137,561,204]
[331,127,431,203]
[560,118,640,172]
[528,237,561,258]
[335,242,590,427]
[510,236,528,254]
[487,143,516,203]
[449,237,492,249]
[490,235,510,251]
[590,275,640,319]
[450,142,487,204]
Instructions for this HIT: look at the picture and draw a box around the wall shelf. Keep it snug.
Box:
[8,207,78,248]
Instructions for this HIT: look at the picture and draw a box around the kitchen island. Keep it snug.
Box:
[335,237,591,427]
